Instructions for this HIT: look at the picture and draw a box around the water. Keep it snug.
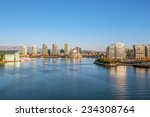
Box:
[0,58,150,100]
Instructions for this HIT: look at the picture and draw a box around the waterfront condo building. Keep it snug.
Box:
[32,45,37,56]
[64,43,70,55]
[126,48,134,59]
[51,43,58,55]
[75,46,81,53]
[133,45,146,60]
[42,44,48,56]
[106,44,115,59]
[22,45,28,56]
[106,43,126,60]
[145,45,150,59]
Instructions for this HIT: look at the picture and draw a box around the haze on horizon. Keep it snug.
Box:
[0,0,150,51]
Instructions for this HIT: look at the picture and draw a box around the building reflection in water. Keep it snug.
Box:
[42,58,48,65]
[72,58,81,77]
[71,58,81,64]
[134,67,150,79]
[64,58,81,78]
[30,58,38,73]
[134,68,146,74]
[65,58,70,64]
[109,66,127,79]
[31,58,37,64]
[51,58,58,64]
[108,66,127,99]
[4,62,20,69]
[2,62,21,78]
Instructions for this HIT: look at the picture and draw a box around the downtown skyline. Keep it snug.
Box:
[0,0,150,50]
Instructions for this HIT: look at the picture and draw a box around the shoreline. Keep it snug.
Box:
[94,61,150,68]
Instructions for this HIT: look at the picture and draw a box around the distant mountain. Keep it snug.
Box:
[0,46,22,51]
[0,46,42,52]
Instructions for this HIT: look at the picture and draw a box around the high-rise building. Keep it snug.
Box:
[145,45,150,59]
[115,43,126,59]
[51,43,58,55]
[42,44,48,56]
[64,43,69,55]
[32,45,37,56]
[75,46,81,53]
[126,48,134,59]
[106,44,115,59]
[106,43,126,60]
[133,45,145,60]
[22,45,28,56]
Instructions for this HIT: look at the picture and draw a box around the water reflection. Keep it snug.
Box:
[0,63,5,68]
[42,58,48,65]
[4,62,20,69]
[51,58,58,64]
[108,66,127,99]
[135,68,146,74]
[71,58,81,64]
[134,67,150,79]
[0,58,150,100]
[31,58,37,64]
[65,58,70,64]
[109,66,127,79]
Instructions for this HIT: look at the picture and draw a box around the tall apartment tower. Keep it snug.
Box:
[42,44,48,56]
[51,43,58,55]
[32,45,37,56]
[145,45,150,59]
[106,43,126,60]
[126,48,134,59]
[64,43,69,55]
[114,43,126,59]
[22,45,28,56]
[106,44,115,59]
[75,46,81,53]
[133,45,146,60]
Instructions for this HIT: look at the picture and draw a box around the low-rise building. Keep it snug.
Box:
[0,50,20,62]
[69,49,82,58]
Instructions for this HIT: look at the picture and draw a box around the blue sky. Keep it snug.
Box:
[0,0,150,50]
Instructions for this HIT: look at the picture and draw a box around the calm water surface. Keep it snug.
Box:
[0,58,150,100]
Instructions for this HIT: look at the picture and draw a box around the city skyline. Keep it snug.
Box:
[0,0,150,50]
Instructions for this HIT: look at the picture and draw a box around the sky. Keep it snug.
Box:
[0,0,150,50]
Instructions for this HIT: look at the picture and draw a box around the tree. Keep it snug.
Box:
[0,54,4,61]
